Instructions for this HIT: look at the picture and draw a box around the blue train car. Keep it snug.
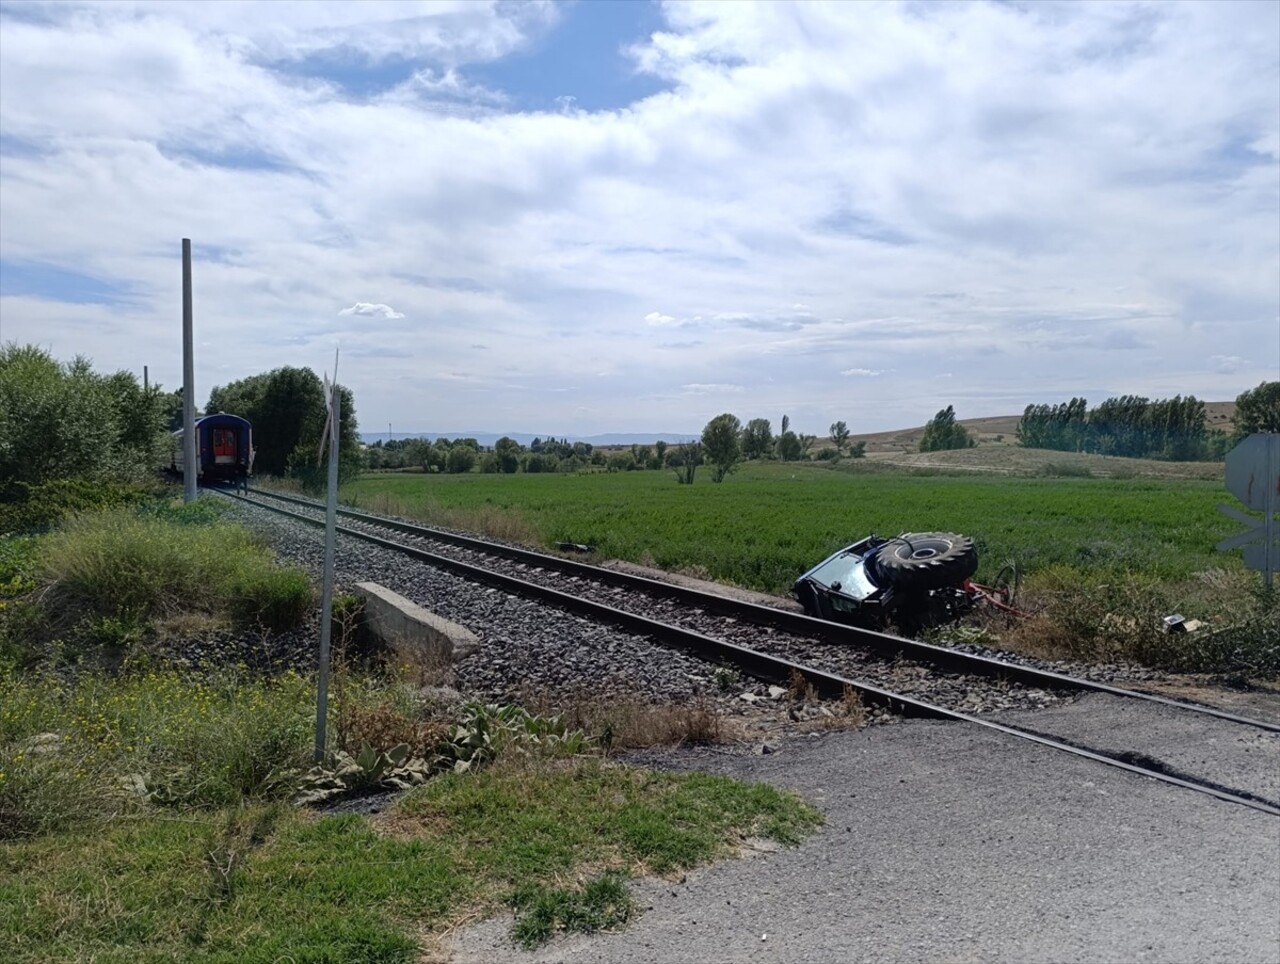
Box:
[170,413,254,485]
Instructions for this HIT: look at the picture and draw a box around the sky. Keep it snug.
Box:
[1,0,1278,438]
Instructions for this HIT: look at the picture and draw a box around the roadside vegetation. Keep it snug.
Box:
[3,343,1274,957]
[0,504,821,959]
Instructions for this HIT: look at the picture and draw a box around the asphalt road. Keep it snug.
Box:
[448,710,1280,964]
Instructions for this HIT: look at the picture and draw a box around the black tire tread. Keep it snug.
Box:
[872,532,977,592]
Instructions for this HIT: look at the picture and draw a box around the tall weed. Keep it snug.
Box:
[37,508,312,633]
[1005,567,1280,674]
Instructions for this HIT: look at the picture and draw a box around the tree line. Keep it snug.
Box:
[207,367,362,486]
[365,412,868,484]
[1015,383,1279,461]
[0,344,365,526]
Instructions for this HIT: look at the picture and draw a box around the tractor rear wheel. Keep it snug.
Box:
[872,532,977,592]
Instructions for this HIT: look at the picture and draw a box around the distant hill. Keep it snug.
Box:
[361,402,1237,453]
[358,431,697,447]
[850,401,1235,456]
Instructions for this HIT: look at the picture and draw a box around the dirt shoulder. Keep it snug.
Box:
[598,559,803,612]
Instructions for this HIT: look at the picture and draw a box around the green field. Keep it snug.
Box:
[343,462,1241,594]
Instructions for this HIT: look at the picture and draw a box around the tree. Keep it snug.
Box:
[0,344,129,487]
[606,451,637,472]
[776,430,803,461]
[207,366,360,484]
[775,414,803,461]
[919,405,974,452]
[849,440,867,459]
[670,441,702,485]
[1017,397,1087,451]
[446,444,477,474]
[1233,381,1280,437]
[701,413,742,482]
[829,420,850,457]
[741,418,773,460]
[157,387,187,431]
[397,438,426,469]
[494,436,522,474]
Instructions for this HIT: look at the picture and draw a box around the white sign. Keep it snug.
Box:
[1218,433,1279,587]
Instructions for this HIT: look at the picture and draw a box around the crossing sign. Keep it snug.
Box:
[1218,433,1279,587]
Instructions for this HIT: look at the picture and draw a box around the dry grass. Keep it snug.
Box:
[519,687,733,749]
[994,567,1279,675]
[382,635,456,689]
[349,491,542,546]
[861,445,1223,480]
[820,685,867,730]
[785,668,817,705]
[336,701,449,758]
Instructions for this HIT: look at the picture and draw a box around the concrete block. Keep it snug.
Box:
[352,581,480,662]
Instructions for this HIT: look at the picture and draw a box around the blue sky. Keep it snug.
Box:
[0,0,1277,437]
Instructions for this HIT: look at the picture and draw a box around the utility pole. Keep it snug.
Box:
[314,352,341,762]
[182,239,197,503]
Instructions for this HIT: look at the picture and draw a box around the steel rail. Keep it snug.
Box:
[244,487,1280,735]
[228,491,1280,817]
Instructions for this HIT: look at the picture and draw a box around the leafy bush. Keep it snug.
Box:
[0,344,169,502]
[0,477,152,535]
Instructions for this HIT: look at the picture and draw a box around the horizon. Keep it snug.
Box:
[2,1,1277,437]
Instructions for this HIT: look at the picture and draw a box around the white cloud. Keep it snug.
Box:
[682,383,744,394]
[0,0,1275,435]
[339,302,406,320]
[1210,354,1246,374]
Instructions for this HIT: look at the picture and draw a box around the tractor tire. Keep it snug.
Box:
[872,532,977,592]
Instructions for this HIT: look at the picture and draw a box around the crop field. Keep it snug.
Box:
[343,462,1241,595]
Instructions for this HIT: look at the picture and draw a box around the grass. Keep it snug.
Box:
[341,461,1241,589]
[0,666,318,835]
[39,506,312,633]
[1,755,820,961]
[338,462,1278,675]
[511,872,634,948]
[1,493,824,959]
[1,500,313,667]
[519,688,726,749]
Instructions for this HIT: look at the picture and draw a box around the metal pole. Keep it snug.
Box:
[314,379,341,761]
[1267,434,1276,590]
[182,239,197,503]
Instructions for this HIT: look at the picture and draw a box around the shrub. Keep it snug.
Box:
[0,478,152,535]
[1004,567,1280,674]
[1037,461,1094,478]
[35,508,313,639]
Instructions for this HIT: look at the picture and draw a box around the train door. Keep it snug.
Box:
[212,428,237,465]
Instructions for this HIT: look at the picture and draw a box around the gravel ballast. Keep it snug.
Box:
[222,493,1104,717]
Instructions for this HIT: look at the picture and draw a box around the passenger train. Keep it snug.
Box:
[169,413,254,486]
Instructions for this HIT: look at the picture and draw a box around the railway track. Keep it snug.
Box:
[225,487,1280,817]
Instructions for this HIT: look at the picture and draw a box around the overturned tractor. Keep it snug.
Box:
[793,532,1019,636]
